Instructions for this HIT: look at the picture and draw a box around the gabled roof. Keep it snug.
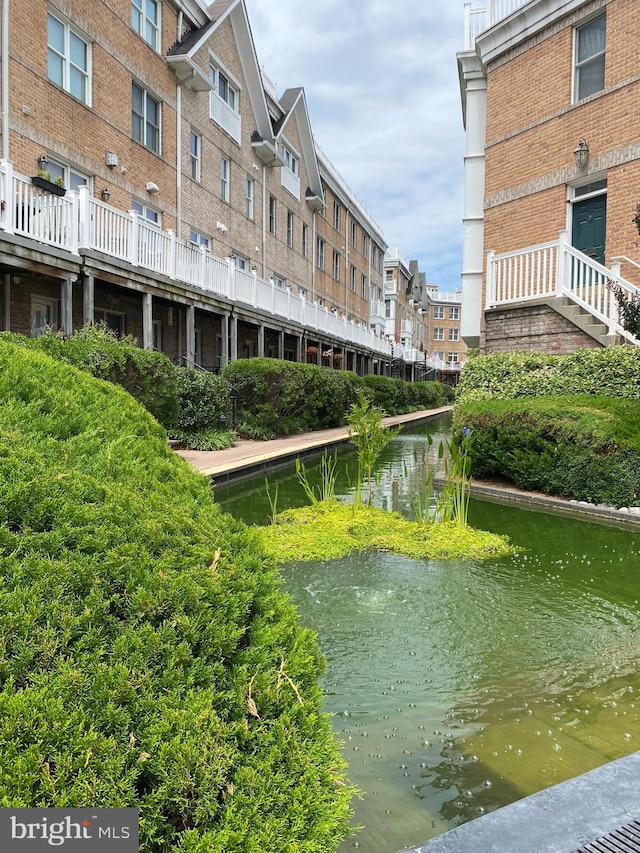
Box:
[166,0,274,141]
[276,87,324,203]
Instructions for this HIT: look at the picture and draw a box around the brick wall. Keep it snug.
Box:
[484,304,602,354]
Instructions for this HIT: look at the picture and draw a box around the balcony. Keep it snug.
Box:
[210,91,241,144]
[281,167,300,200]
[0,159,396,357]
[369,299,385,327]
[463,0,531,49]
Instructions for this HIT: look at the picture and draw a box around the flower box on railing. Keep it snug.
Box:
[31,176,66,196]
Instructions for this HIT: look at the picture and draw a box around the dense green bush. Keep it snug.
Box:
[21,325,179,428]
[454,395,640,507]
[0,339,353,850]
[362,374,448,414]
[222,358,362,438]
[456,346,640,403]
[173,367,231,432]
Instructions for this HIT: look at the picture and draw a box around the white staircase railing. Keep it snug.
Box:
[0,159,438,361]
[463,0,532,50]
[486,230,640,344]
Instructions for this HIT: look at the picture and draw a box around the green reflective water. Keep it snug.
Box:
[216,418,640,853]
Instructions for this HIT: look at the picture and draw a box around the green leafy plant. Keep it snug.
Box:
[170,428,236,451]
[296,449,338,505]
[347,391,399,505]
[435,428,472,528]
[265,477,279,524]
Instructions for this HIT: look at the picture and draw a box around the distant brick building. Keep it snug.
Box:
[458,0,640,354]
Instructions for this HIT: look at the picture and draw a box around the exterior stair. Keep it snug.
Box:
[549,296,619,347]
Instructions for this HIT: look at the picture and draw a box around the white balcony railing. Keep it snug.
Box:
[486,230,640,343]
[463,0,531,49]
[210,92,241,144]
[281,167,300,200]
[0,160,446,360]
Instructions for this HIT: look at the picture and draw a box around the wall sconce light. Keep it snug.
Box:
[37,153,49,170]
[100,188,111,202]
[146,181,159,194]
[573,139,589,168]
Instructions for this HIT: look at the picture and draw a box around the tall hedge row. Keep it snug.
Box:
[0,338,353,850]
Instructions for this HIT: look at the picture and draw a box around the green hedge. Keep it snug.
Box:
[454,395,640,507]
[12,325,180,428]
[221,358,362,439]
[456,346,640,403]
[0,339,353,850]
[362,374,448,414]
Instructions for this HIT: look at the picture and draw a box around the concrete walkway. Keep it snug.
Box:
[176,407,452,484]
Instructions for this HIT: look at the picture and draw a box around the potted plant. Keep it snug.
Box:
[31,170,66,196]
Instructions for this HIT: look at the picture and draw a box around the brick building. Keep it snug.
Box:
[458,0,640,354]
[0,0,414,377]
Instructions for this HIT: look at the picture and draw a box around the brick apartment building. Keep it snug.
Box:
[458,0,640,354]
[0,0,421,376]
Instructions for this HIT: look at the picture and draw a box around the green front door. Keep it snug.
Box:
[572,194,606,265]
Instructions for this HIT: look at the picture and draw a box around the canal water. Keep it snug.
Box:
[216,416,640,853]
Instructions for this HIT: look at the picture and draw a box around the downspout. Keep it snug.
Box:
[175,11,183,240]
[2,0,9,160]
[344,209,349,314]
[311,210,316,302]
[261,165,266,277]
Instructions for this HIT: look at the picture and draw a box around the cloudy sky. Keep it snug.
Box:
[243,0,468,290]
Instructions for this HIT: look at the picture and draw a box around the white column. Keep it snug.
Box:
[82,273,94,326]
[257,324,265,358]
[230,314,238,362]
[142,292,153,350]
[60,275,75,336]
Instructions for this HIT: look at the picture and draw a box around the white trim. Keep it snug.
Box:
[572,9,606,103]
[47,8,92,107]
[207,50,243,93]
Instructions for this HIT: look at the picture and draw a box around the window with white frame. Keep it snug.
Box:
[220,156,230,202]
[361,273,366,299]
[46,158,90,192]
[333,200,341,232]
[189,131,201,182]
[574,14,605,101]
[47,11,90,105]
[316,237,325,270]
[31,296,58,338]
[433,328,444,341]
[268,195,276,234]
[332,250,340,281]
[351,220,357,247]
[209,64,241,143]
[433,305,444,319]
[350,265,356,292]
[281,143,300,198]
[302,223,308,258]
[132,82,160,153]
[189,229,209,248]
[272,274,286,289]
[286,210,294,248]
[246,177,254,220]
[298,286,307,299]
[447,352,459,364]
[234,255,248,270]
[131,0,159,51]
[95,308,125,336]
[132,199,160,224]
[362,233,368,258]
[449,306,460,320]
[448,328,459,341]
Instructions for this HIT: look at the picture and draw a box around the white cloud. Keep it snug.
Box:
[244,0,467,289]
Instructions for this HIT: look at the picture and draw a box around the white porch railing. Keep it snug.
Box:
[0,160,428,360]
[210,92,241,144]
[463,0,531,49]
[486,230,640,343]
[281,167,300,200]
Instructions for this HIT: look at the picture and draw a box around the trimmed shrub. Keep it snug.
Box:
[23,325,179,428]
[454,395,640,507]
[0,339,353,850]
[362,375,448,414]
[222,358,362,438]
[174,367,232,433]
[456,346,640,403]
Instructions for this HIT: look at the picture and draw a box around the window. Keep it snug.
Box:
[433,328,444,341]
[333,201,341,231]
[302,224,308,258]
[433,305,445,319]
[361,273,367,299]
[298,286,308,299]
[46,158,90,192]
[234,255,248,270]
[448,328,459,341]
[132,82,160,153]
[272,274,286,289]
[332,250,340,281]
[351,221,357,248]
[281,143,300,198]
[209,65,241,143]
[220,156,230,202]
[47,12,90,105]
[95,308,125,336]
[152,319,162,352]
[131,0,159,50]
[189,131,201,182]
[316,237,325,270]
[246,178,254,219]
[575,14,605,101]
[286,210,294,248]
[362,233,368,258]
[350,265,356,292]
[31,296,58,338]
[189,229,209,248]
[449,306,460,320]
[448,352,459,364]
[132,199,160,224]
[268,195,276,234]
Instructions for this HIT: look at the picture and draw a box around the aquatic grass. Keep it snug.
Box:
[347,391,399,505]
[435,428,472,528]
[295,448,338,505]
[255,500,515,563]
